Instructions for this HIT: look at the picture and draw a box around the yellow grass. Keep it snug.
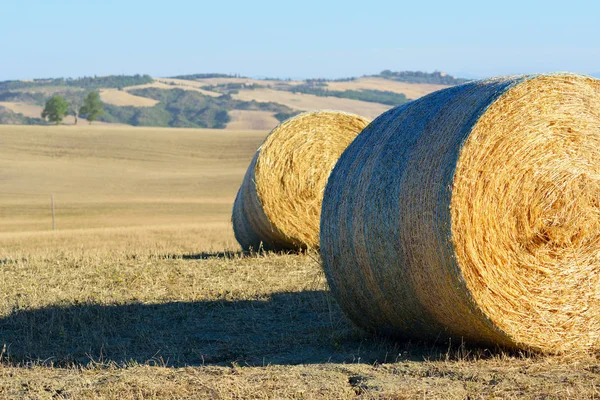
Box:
[154,78,228,97]
[233,88,391,120]
[325,77,450,99]
[99,89,159,107]
[225,110,280,130]
[0,125,264,233]
[0,101,44,118]
[0,124,597,398]
[126,80,221,97]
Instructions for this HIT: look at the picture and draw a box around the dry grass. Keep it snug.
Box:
[325,77,450,99]
[99,89,160,107]
[0,124,264,233]
[226,110,279,130]
[128,80,222,97]
[232,88,391,120]
[154,77,449,102]
[140,78,391,120]
[0,124,598,398]
[1,234,600,399]
[0,101,45,119]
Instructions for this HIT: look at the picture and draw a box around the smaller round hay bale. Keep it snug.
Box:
[233,110,370,251]
[321,73,600,353]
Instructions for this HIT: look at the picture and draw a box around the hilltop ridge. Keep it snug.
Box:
[0,71,466,130]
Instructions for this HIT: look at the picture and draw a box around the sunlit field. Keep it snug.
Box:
[0,125,598,399]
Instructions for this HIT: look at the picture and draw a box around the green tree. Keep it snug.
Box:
[41,95,69,124]
[80,91,104,124]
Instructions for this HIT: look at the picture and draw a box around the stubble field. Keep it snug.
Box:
[0,125,598,399]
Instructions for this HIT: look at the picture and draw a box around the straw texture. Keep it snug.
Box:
[320,74,600,352]
[233,110,370,251]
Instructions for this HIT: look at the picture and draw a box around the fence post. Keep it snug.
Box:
[51,194,56,231]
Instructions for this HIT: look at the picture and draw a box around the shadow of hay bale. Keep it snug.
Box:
[0,291,506,368]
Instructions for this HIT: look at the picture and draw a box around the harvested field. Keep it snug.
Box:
[100,89,160,107]
[0,125,264,232]
[232,88,391,120]
[0,124,597,399]
[225,110,279,130]
[0,101,44,118]
[325,77,450,99]
[124,81,222,97]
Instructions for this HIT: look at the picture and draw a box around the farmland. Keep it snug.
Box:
[0,71,456,130]
[0,124,598,398]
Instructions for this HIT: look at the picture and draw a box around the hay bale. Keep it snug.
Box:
[233,110,370,251]
[320,74,600,352]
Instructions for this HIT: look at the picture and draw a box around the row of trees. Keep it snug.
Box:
[41,92,104,125]
[0,74,153,92]
[289,85,409,105]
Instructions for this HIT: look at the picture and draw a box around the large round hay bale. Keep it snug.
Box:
[233,110,370,251]
[321,74,600,352]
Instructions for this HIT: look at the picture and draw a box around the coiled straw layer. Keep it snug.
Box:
[320,74,600,352]
[233,110,370,251]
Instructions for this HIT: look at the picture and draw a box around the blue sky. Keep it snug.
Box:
[2,0,599,80]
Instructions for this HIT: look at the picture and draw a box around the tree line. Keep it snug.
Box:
[288,85,409,105]
[0,74,152,92]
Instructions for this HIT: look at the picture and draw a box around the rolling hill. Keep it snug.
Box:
[0,71,465,130]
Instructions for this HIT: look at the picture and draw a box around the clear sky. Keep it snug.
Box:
[2,0,599,81]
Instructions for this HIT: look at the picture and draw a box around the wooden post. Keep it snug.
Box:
[51,195,56,231]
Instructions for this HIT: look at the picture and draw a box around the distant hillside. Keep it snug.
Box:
[0,105,45,125]
[100,87,296,129]
[0,71,468,129]
[373,70,470,85]
[286,83,409,106]
[170,73,244,81]
[0,74,153,91]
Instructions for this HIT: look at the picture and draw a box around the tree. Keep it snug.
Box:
[41,95,69,124]
[69,98,82,125]
[80,91,104,124]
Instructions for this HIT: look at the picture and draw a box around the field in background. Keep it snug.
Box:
[226,110,280,130]
[231,88,391,120]
[0,125,263,235]
[99,89,160,107]
[125,80,223,97]
[3,75,451,130]
[0,124,598,398]
[324,77,449,99]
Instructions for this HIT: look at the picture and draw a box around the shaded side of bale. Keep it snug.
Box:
[232,152,295,251]
[320,74,600,352]
[233,110,370,251]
